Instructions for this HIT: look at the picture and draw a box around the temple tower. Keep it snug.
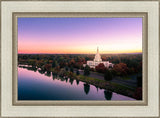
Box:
[94,47,102,62]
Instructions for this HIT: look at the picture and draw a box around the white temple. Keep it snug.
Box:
[84,47,114,69]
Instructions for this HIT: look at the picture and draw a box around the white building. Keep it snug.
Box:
[84,47,114,68]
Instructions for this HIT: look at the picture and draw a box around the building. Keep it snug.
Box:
[84,47,114,69]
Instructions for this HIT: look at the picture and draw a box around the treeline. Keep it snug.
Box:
[18,53,142,76]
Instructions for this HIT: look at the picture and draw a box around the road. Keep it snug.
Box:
[74,69,137,88]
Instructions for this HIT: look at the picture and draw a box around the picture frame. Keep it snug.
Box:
[13,12,147,106]
[0,0,159,117]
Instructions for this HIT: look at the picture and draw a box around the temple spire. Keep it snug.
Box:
[97,47,99,53]
[94,47,102,62]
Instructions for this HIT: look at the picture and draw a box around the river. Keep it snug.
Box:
[18,67,135,100]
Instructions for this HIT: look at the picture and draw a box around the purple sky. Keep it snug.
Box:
[18,17,142,54]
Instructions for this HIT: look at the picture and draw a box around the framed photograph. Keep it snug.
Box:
[0,0,159,118]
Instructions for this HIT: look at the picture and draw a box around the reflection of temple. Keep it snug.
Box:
[84,47,114,68]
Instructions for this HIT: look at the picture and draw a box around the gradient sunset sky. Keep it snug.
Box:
[18,17,142,54]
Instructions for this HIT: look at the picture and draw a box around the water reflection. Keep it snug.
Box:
[38,69,45,74]
[65,77,68,82]
[19,65,37,72]
[104,90,113,100]
[52,73,58,80]
[76,80,79,85]
[84,84,90,95]
[18,65,135,100]
[59,77,66,82]
[95,85,99,92]
[45,71,51,77]
[69,78,74,85]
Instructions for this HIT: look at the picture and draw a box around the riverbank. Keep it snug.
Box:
[59,70,138,99]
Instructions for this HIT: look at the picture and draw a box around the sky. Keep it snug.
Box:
[18,17,142,54]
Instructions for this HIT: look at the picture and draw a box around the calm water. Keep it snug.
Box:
[18,67,135,100]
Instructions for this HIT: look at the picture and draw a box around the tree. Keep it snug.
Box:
[44,64,52,72]
[95,63,106,73]
[70,66,74,73]
[104,69,113,81]
[69,59,75,66]
[89,68,94,72]
[52,60,56,68]
[137,75,142,87]
[65,66,69,71]
[133,87,142,100]
[59,62,66,68]
[76,70,80,75]
[113,63,129,76]
[84,65,90,76]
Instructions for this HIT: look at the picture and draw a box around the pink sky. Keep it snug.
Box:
[18,18,142,54]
